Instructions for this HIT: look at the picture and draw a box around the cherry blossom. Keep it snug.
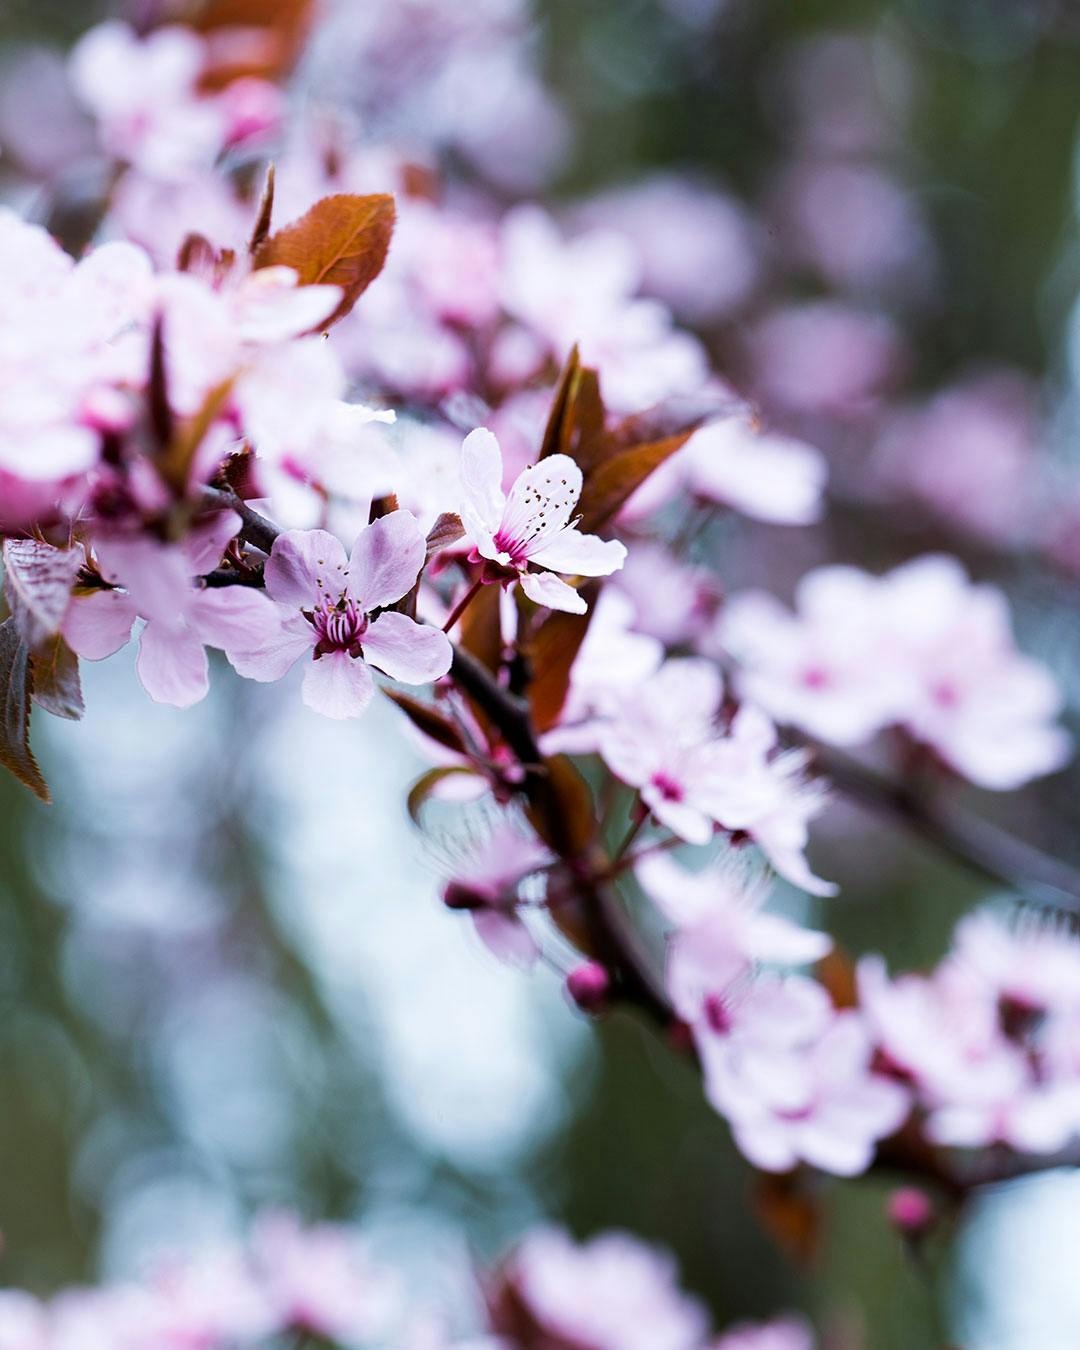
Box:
[459,427,626,614]
[63,512,275,708]
[593,659,836,894]
[225,513,452,718]
[501,1227,710,1350]
[695,975,911,1175]
[710,1316,816,1350]
[722,556,1071,789]
[441,820,552,968]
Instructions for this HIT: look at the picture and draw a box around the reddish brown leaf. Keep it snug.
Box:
[527,755,596,859]
[248,162,276,255]
[385,690,468,756]
[539,352,608,475]
[425,512,465,561]
[816,946,858,1010]
[0,618,49,803]
[575,432,694,534]
[754,1173,821,1266]
[460,580,503,676]
[538,345,581,461]
[2,539,81,650]
[526,604,593,734]
[189,0,316,85]
[253,193,396,329]
[31,635,83,722]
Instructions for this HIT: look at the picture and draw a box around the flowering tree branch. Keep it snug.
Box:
[818,749,1080,917]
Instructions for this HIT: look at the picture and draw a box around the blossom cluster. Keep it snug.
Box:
[0,0,1079,1301]
[0,1214,813,1350]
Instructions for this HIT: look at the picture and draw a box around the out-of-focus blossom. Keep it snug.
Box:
[592,659,835,893]
[575,174,762,324]
[0,210,152,524]
[541,590,663,754]
[770,159,936,302]
[226,514,452,718]
[694,975,910,1175]
[872,370,1041,544]
[745,301,904,419]
[498,205,709,412]
[442,819,552,968]
[721,556,1071,789]
[70,22,280,181]
[63,512,274,708]
[710,1314,816,1350]
[250,1210,402,1342]
[858,911,1080,1157]
[459,428,627,614]
[628,413,826,525]
[498,1227,710,1350]
[638,852,831,1023]
[611,544,722,647]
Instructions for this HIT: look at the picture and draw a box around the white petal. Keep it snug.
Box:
[460,428,506,534]
[301,651,374,719]
[348,510,426,612]
[519,569,586,614]
[529,527,627,577]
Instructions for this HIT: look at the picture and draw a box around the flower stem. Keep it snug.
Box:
[442,575,485,632]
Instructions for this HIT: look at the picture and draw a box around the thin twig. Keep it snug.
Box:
[819,750,1080,914]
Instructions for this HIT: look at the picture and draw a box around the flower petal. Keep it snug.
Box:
[519,569,586,614]
[226,613,313,682]
[501,453,583,558]
[136,622,208,708]
[265,529,349,608]
[363,611,453,684]
[528,527,627,577]
[347,510,425,612]
[301,651,374,719]
[460,428,506,534]
[188,586,282,651]
[62,589,137,660]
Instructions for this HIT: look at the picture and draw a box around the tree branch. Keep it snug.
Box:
[819,750,1080,915]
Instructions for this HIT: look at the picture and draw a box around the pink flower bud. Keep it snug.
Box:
[566,961,611,1013]
[443,882,484,911]
[886,1186,934,1237]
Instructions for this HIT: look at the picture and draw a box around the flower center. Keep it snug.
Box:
[309,598,368,658]
[491,528,530,568]
[651,771,685,803]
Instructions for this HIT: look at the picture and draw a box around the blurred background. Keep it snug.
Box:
[3,0,1080,1345]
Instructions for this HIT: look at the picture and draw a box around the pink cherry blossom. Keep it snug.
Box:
[710,1315,816,1350]
[459,428,626,614]
[63,512,275,708]
[722,556,1071,790]
[505,1227,710,1350]
[696,975,910,1175]
[594,659,836,893]
[69,22,228,180]
[249,1211,401,1342]
[226,512,452,719]
[637,852,831,1023]
[442,820,552,968]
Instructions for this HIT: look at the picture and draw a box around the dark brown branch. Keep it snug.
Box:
[197,485,282,555]
[819,750,1080,915]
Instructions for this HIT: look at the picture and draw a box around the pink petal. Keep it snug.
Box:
[347,510,425,612]
[136,622,208,707]
[460,427,506,541]
[187,586,282,651]
[528,527,627,577]
[265,529,349,608]
[226,613,313,681]
[301,651,374,719]
[472,909,540,970]
[362,611,452,684]
[519,569,586,613]
[181,510,242,575]
[62,589,137,660]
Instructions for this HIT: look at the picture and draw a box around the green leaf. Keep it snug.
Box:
[0,618,49,802]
